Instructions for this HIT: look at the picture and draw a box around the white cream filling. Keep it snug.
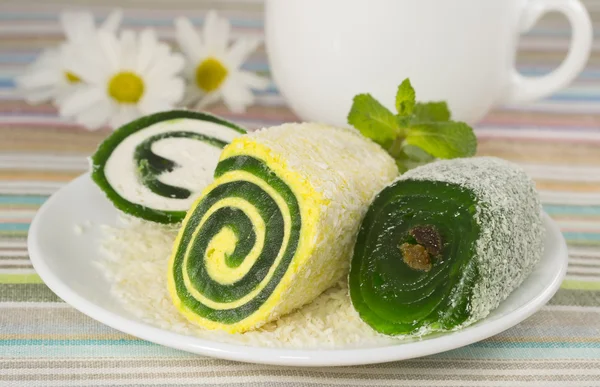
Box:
[104,118,241,212]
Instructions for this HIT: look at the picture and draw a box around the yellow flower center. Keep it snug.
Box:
[64,71,81,84]
[195,57,228,92]
[108,72,145,103]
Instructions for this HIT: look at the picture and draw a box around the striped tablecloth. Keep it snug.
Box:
[1,1,600,386]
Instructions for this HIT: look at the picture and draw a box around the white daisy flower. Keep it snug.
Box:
[16,10,122,105]
[59,29,185,130]
[175,11,269,113]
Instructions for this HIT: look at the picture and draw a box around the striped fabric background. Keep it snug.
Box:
[1,0,600,386]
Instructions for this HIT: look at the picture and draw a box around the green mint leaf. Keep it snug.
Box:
[401,144,435,162]
[395,158,409,174]
[413,102,451,122]
[405,121,477,159]
[394,146,434,173]
[395,78,416,116]
[347,78,478,173]
[347,93,400,147]
[396,115,411,128]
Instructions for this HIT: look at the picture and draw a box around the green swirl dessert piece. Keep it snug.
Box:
[350,157,545,336]
[91,110,245,223]
[167,123,398,333]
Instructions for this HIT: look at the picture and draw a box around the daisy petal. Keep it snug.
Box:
[221,79,254,113]
[164,77,186,103]
[215,17,231,53]
[97,30,121,73]
[22,88,56,104]
[152,42,170,60]
[62,40,111,84]
[59,86,105,117]
[195,91,222,110]
[238,70,270,90]
[119,30,137,70]
[226,37,262,69]
[60,11,95,43]
[64,52,107,84]
[175,17,204,62]
[30,48,61,69]
[203,11,218,46]
[203,10,230,54]
[54,85,80,105]
[74,99,112,130]
[145,53,185,80]
[182,62,195,81]
[109,105,141,128]
[182,83,204,106]
[135,29,157,74]
[145,77,185,105]
[101,9,123,33]
[138,97,176,115]
[16,69,60,89]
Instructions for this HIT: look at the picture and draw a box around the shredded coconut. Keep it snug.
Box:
[218,123,399,329]
[98,215,400,348]
[97,156,544,345]
[400,157,545,326]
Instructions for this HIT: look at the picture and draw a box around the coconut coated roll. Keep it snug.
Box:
[349,157,545,336]
[168,123,398,333]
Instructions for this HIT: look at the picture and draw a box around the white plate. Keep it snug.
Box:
[28,174,568,367]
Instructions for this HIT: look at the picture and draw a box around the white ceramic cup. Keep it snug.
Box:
[265,0,592,126]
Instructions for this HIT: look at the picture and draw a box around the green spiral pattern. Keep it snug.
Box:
[91,110,245,223]
[169,155,302,326]
[349,179,481,335]
[134,131,228,200]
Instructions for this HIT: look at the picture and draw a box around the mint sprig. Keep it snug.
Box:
[347,94,400,148]
[395,78,416,116]
[413,101,451,122]
[347,78,476,172]
[405,122,477,160]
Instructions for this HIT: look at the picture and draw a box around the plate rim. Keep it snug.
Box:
[27,173,568,367]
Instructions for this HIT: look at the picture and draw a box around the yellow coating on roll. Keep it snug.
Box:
[168,123,398,332]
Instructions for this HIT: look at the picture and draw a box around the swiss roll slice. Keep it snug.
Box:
[168,123,398,333]
[91,110,245,223]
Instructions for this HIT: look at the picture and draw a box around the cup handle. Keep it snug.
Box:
[501,0,592,104]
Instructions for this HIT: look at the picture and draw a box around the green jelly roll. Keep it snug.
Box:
[350,157,545,336]
[91,110,245,223]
